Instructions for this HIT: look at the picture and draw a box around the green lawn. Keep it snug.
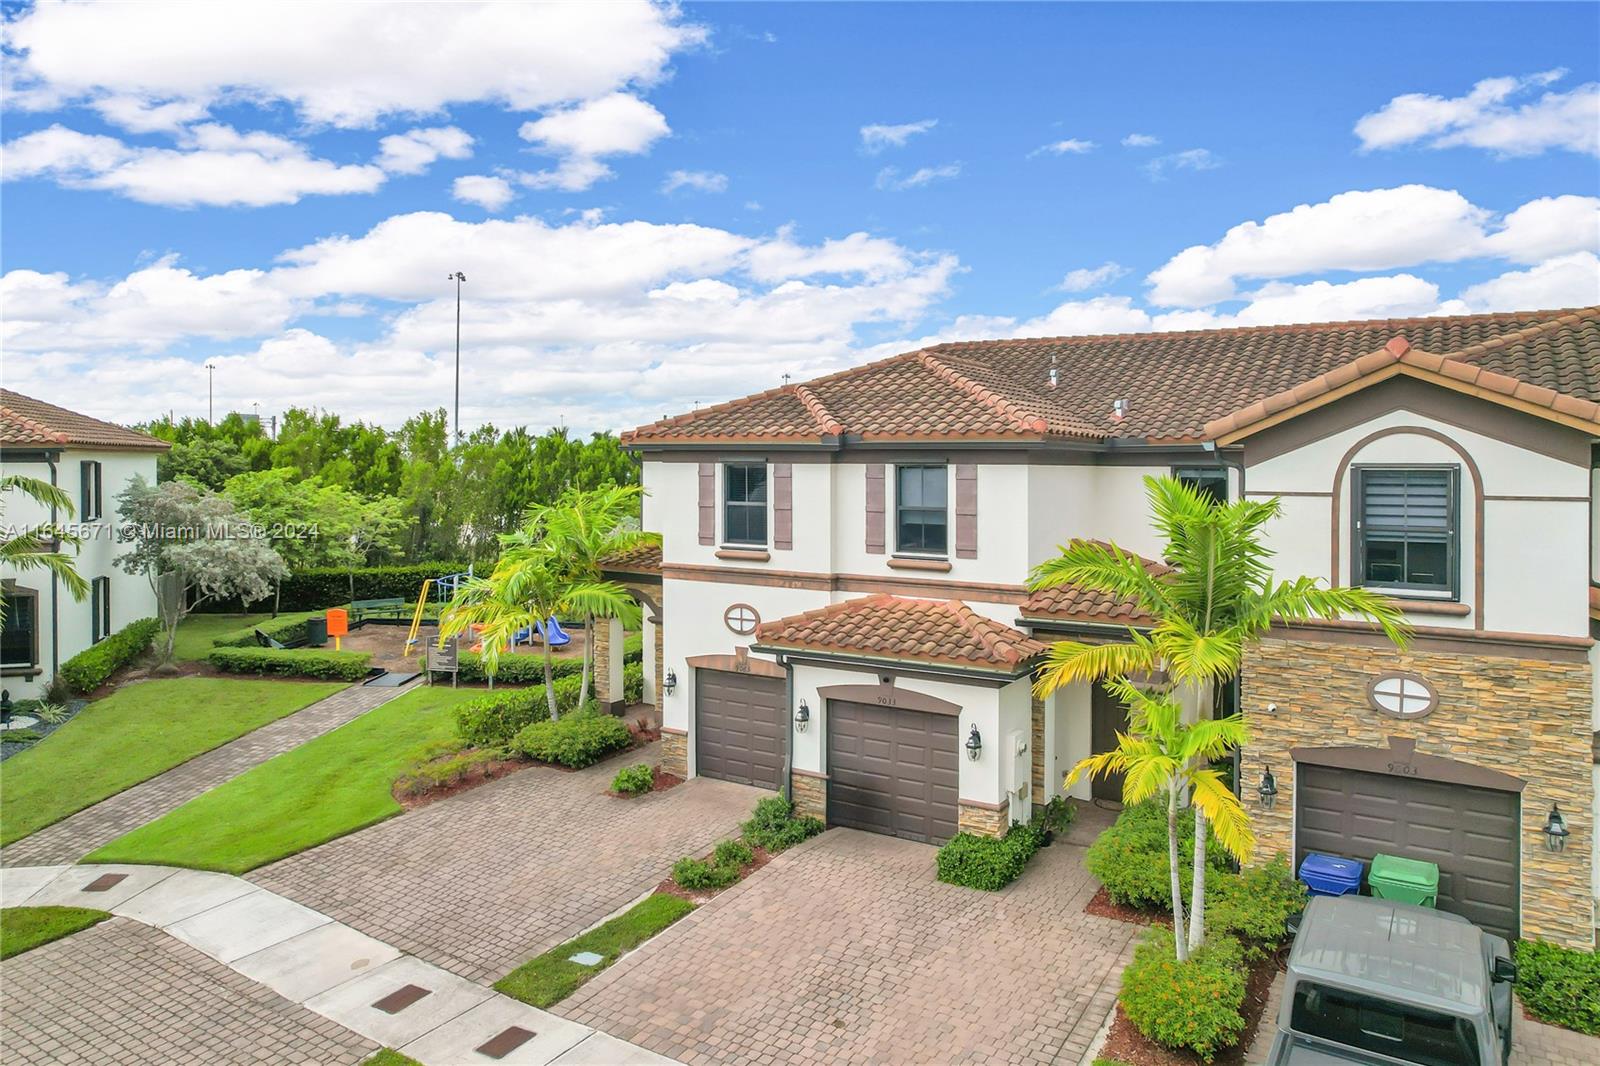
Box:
[495,893,693,1008]
[86,685,481,874]
[0,678,345,847]
[362,1052,423,1066]
[171,610,326,660]
[1,906,111,960]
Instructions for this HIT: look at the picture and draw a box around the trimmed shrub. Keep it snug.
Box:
[393,745,503,798]
[1036,795,1076,834]
[197,563,466,613]
[58,617,160,693]
[1205,857,1307,955]
[672,855,739,891]
[622,632,644,662]
[1120,928,1248,1062]
[206,647,372,681]
[713,838,754,867]
[936,822,1045,891]
[458,652,578,685]
[611,763,655,795]
[210,614,313,649]
[623,661,644,703]
[740,796,824,853]
[1515,940,1600,1035]
[512,709,631,768]
[1085,800,1229,910]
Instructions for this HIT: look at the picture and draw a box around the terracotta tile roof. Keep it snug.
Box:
[624,306,1600,446]
[0,389,169,451]
[1020,542,1170,627]
[753,594,1047,672]
[601,540,662,577]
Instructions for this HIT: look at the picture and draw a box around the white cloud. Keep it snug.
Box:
[376,126,473,175]
[1356,70,1599,157]
[875,163,961,191]
[5,1,703,129]
[662,169,729,195]
[1058,262,1129,292]
[516,92,670,191]
[89,95,209,134]
[1030,138,1097,157]
[1,123,387,207]
[1143,148,1220,180]
[452,174,516,212]
[1121,133,1160,148]
[1145,185,1600,307]
[746,228,913,283]
[1456,253,1600,312]
[859,119,936,153]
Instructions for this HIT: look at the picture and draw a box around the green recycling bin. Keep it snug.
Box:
[1368,853,1439,908]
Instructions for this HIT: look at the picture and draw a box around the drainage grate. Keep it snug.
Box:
[371,984,432,1013]
[475,1026,536,1059]
[83,873,127,892]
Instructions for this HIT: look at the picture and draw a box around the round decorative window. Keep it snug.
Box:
[724,603,760,636]
[1366,673,1438,719]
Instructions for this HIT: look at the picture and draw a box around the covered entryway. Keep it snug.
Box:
[1088,682,1128,802]
[1295,762,1521,940]
[827,700,959,844]
[694,668,785,789]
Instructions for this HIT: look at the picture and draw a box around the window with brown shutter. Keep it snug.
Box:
[865,464,886,554]
[773,463,793,550]
[697,462,715,545]
[955,464,977,558]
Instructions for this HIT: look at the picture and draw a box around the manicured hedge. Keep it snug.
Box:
[740,796,824,853]
[207,647,372,681]
[59,618,161,693]
[1204,857,1306,955]
[937,821,1046,891]
[197,563,467,613]
[1120,928,1248,1062]
[210,614,314,649]
[455,633,642,684]
[512,709,632,768]
[1515,940,1600,1035]
[1085,799,1229,909]
[454,678,577,747]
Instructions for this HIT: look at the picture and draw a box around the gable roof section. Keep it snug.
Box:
[1020,543,1170,628]
[752,593,1046,674]
[624,306,1600,447]
[0,389,170,452]
[600,541,663,578]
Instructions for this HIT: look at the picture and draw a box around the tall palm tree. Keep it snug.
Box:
[439,535,641,720]
[0,474,89,621]
[1032,475,1409,953]
[526,484,658,706]
[1067,678,1252,962]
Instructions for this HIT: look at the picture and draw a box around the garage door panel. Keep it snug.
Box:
[1296,764,1519,940]
[695,670,785,790]
[828,700,958,845]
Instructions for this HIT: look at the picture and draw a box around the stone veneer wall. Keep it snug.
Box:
[653,613,664,715]
[958,801,1010,838]
[1031,694,1046,796]
[1241,636,1595,949]
[791,772,826,821]
[661,729,688,778]
[592,618,614,706]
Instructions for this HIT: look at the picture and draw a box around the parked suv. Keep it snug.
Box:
[1267,895,1517,1066]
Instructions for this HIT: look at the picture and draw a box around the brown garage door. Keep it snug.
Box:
[695,669,785,789]
[827,700,959,844]
[1296,764,1520,940]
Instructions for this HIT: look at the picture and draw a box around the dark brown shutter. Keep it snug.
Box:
[773,463,793,550]
[698,462,715,545]
[955,464,978,559]
[865,464,886,554]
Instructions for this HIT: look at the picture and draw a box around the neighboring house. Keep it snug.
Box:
[596,306,1600,951]
[0,389,168,700]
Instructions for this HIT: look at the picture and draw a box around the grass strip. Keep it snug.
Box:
[1,906,111,960]
[494,892,693,1008]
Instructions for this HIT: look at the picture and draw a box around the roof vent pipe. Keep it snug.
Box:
[1048,354,1059,389]
[1111,398,1129,420]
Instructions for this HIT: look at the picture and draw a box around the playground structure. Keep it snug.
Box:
[403,566,572,654]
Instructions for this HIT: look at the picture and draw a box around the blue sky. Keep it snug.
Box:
[3,1,1597,433]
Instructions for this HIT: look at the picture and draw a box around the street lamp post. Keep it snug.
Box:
[205,362,217,423]
[448,271,467,441]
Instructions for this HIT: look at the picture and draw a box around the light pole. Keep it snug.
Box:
[448,271,466,441]
[205,362,217,423]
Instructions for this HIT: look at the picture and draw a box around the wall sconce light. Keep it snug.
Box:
[1257,765,1278,809]
[1544,803,1570,853]
[965,725,982,761]
[795,699,810,732]
[663,668,677,696]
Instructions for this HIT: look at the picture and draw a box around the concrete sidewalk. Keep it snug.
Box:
[3,863,679,1066]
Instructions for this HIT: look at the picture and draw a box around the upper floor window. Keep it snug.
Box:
[723,463,768,546]
[1175,466,1229,504]
[80,460,103,521]
[896,465,948,555]
[91,576,112,644]
[1355,466,1458,597]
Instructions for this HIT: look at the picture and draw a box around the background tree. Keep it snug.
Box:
[0,474,89,620]
[1031,475,1408,953]
[115,477,287,660]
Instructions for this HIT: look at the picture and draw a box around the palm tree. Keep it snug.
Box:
[0,474,89,620]
[1032,475,1409,954]
[1067,678,1252,962]
[439,535,641,720]
[526,484,658,706]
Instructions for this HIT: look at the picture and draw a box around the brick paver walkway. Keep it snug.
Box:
[0,683,403,867]
[0,917,376,1066]
[558,826,1139,1066]
[253,745,764,982]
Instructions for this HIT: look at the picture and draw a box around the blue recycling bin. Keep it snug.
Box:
[1298,852,1365,897]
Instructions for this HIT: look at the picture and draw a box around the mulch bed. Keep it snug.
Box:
[655,844,774,905]
[1098,946,1287,1066]
[1086,886,1172,928]
[393,756,530,810]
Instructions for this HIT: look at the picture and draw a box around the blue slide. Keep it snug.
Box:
[513,618,572,647]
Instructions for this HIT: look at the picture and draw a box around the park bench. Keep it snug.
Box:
[350,597,406,623]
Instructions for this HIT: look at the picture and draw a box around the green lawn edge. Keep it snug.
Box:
[495,892,693,1008]
[1,906,111,960]
[0,678,346,847]
[362,1051,424,1066]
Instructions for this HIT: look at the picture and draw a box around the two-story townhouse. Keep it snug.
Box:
[600,306,1600,949]
[1,390,168,700]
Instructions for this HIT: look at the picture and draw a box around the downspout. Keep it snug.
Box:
[781,652,794,804]
[48,456,60,680]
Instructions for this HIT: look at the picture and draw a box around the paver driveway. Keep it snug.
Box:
[253,742,764,982]
[558,825,1139,1066]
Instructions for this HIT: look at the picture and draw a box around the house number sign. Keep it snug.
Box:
[1366,672,1438,720]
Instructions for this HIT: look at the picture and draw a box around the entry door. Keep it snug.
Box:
[827,700,959,844]
[1089,682,1128,802]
